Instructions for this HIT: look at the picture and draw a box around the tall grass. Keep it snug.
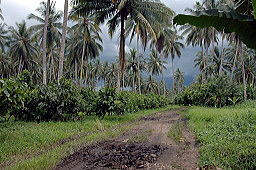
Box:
[187,101,256,169]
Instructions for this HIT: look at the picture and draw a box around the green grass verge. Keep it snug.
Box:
[186,101,256,169]
[0,106,175,169]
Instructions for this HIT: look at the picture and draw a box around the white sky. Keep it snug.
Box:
[1,0,196,26]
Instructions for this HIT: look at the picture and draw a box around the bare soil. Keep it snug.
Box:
[56,108,200,170]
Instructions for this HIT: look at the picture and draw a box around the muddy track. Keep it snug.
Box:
[56,108,199,170]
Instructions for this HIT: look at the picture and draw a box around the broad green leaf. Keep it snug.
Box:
[173,11,256,49]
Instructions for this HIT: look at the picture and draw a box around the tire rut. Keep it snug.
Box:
[56,107,200,170]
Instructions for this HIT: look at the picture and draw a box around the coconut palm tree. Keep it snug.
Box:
[42,0,50,84]
[194,50,207,75]
[28,1,63,83]
[70,16,102,87]
[72,0,174,91]
[106,62,118,88]
[0,24,9,53]
[164,30,184,92]
[9,21,38,75]
[66,30,81,83]
[58,0,69,82]
[126,49,138,92]
[126,17,150,94]
[174,68,184,93]
[147,49,166,78]
[181,1,215,82]
[126,49,145,92]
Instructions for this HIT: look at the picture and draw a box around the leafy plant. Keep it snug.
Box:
[95,88,118,118]
[175,76,242,107]
[0,77,28,119]
[174,0,256,49]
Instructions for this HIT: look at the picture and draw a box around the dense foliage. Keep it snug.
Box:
[174,76,243,107]
[0,71,170,122]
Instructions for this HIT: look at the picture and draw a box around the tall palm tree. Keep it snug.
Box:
[66,30,81,82]
[72,0,173,91]
[194,50,207,76]
[147,49,166,78]
[28,1,63,83]
[42,0,50,84]
[0,24,9,53]
[126,49,145,92]
[181,1,215,82]
[174,68,184,93]
[9,21,38,75]
[164,30,184,92]
[70,16,102,87]
[126,17,150,94]
[152,26,175,96]
[58,0,69,82]
[126,49,138,92]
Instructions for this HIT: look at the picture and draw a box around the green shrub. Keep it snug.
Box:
[0,78,28,119]
[16,79,85,121]
[0,71,170,122]
[95,88,118,118]
[80,88,97,116]
[175,76,242,107]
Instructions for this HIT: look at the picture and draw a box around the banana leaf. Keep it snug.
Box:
[173,9,256,49]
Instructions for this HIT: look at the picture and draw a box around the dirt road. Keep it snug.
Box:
[56,108,199,170]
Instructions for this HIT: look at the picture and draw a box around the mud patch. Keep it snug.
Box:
[56,141,167,170]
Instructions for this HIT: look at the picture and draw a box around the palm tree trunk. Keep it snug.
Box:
[219,33,225,75]
[80,39,86,86]
[57,0,68,83]
[85,52,89,88]
[240,40,247,100]
[211,29,216,63]
[201,46,205,83]
[18,58,23,74]
[133,73,135,92]
[75,60,78,84]
[42,0,50,85]
[230,41,239,82]
[172,57,175,93]
[137,38,141,94]
[49,51,53,82]
[118,13,125,91]
[205,46,209,82]
[161,55,166,97]
[122,72,125,90]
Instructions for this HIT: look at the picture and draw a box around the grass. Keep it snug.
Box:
[0,106,175,169]
[186,100,256,169]
[167,122,183,142]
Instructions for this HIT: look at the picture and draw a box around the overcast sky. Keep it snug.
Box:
[1,0,199,83]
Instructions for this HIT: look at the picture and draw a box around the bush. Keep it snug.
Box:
[0,72,170,122]
[175,76,242,107]
[0,78,28,119]
[16,79,85,121]
[95,88,118,118]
